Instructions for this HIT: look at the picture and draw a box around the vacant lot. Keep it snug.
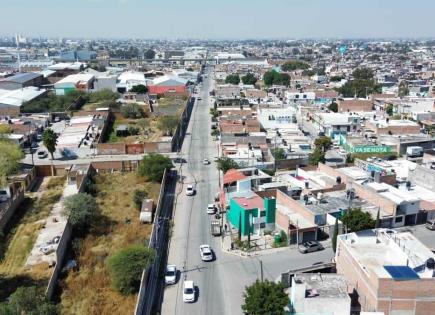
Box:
[0,176,65,299]
[60,172,160,315]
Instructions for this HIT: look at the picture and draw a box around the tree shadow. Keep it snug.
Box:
[0,275,47,301]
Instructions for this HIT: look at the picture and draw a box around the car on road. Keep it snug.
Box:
[426,219,435,231]
[199,244,213,261]
[207,203,216,214]
[185,185,194,196]
[37,151,48,159]
[165,265,177,285]
[183,280,195,303]
[203,158,210,165]
[298,241,324,254]
[213,156,219,162]
[0,190,9,202]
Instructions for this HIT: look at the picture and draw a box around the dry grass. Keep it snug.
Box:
[0,177,65,297]
[60,172,160,315]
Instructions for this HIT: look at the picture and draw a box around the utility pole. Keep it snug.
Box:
[260,259,264,283]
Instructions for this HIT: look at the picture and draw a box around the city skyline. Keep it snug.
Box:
[2,0,435,39]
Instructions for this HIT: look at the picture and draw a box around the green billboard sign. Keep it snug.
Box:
[353,146,391,154]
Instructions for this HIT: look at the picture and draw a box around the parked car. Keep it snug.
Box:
[298,241,323,254]
[426,219,435,231]
[213,156,219,162]
[165,265,177,285]
[203,158,210,165]
[183,280,195,303]
[37,151,48,159]
[207,204,216,215]
[199,244,213,261]
[40,245,55,255]
[0,190,9,202]
[185,185,194,196]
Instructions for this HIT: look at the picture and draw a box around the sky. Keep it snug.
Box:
[1,0,435,39]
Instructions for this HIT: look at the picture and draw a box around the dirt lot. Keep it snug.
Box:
[59,172,160,315]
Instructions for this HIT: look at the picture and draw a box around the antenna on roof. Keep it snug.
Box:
[15,34,21,72]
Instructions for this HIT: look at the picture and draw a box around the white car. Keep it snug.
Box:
[203,158,210,165]
[199,244,213,261]
[0,190,9,202]
[165,265,177,285]
[207,204,216,215]
[186,185,194,196]
[183,280,195,303]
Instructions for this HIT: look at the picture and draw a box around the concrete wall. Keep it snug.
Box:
[97,143,126,155]
[0,187,24,231]
[45,166,90,300]
[408,165,435,192]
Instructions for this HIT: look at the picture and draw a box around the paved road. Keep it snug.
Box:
[161,67,334,315]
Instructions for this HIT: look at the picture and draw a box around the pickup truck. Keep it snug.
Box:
[210,220,221,236]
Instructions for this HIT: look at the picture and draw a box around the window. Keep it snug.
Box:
[260,222,266,228]
[395,216,403,223]
[260,210,266,217]
[295,95,299,99]
[303,94,307,99]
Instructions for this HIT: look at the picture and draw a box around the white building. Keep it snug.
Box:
[54,73,95,95]
[290,273,351,315]
[285,91,316,103]
[116,71,147,93]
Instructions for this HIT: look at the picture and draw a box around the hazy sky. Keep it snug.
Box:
[2,0,435,39]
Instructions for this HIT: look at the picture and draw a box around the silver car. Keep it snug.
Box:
[298,241,323,254]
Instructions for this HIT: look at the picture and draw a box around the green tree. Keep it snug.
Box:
[398,81,409,98]
[314,136,332,152]
[0,286,60,315]
[341,208,375,232]
[121,103,145,119]
[139,153,173,182]
[144,49,156,59]
[225,74,240,85]
[63,193,98,230]
[42,128,58,160]
[263,70,290,86]
[271,148,286,160]
[130,84,148,94]
[386,104,394,116]
[241,279,288,315]
[281,60,310,71]
[89,89,119,103]
[338,67,381,98]
[157,116,179,136]
[217,157,239,174]
[107,245,155,295]
[241,73,257,85]
[328,102,338,113]
[133,189,148,210]
[332,217,339,253]
[0,141,23,187]
[211,129,220,138]
[0,125,13,135]
[136,118,150,135]
[309,149,325,165]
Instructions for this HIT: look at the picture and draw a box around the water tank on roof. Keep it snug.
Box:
[426,258,435,269]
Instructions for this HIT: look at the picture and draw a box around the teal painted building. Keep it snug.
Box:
[227,193,276,236]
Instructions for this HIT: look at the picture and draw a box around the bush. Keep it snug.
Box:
[107,245,155,295]
[139,153,173,182]
[133,189,148,209]
[341,208,375,232]
[127,125,140,136]
[121,103,145,119]
[63,193,98,229]
[130,85,148,94]
[89,89,119,103]
[225,74,240,85]
[0,286,60,315]
[242,280,288,315]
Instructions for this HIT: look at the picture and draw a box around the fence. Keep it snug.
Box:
[134,169,168,315]
[0,188,24,231]
[45,164,91,300]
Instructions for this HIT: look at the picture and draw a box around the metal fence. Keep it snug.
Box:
[135,169,175,315]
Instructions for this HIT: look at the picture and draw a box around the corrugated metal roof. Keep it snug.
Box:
[0,72,42,84]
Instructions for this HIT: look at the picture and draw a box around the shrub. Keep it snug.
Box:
[138,153,173,182]
[121,103,145,119]
[127,125,140,136]
[63,193,98,229]
[107,245,155,295]
[133,189,148,210]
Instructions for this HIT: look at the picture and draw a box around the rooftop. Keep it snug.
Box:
[292,273,350,299]
[339,229,435,279]
[0,72,41,84]
[232,194,265,211]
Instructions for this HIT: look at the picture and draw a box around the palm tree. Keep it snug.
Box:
[42,129,58,176]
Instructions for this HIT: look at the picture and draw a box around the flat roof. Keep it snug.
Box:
[0,72,41,84]
[339,230,435,279]
[367,182,420,204]
[293,273,349,299]
[276,203,316,229]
